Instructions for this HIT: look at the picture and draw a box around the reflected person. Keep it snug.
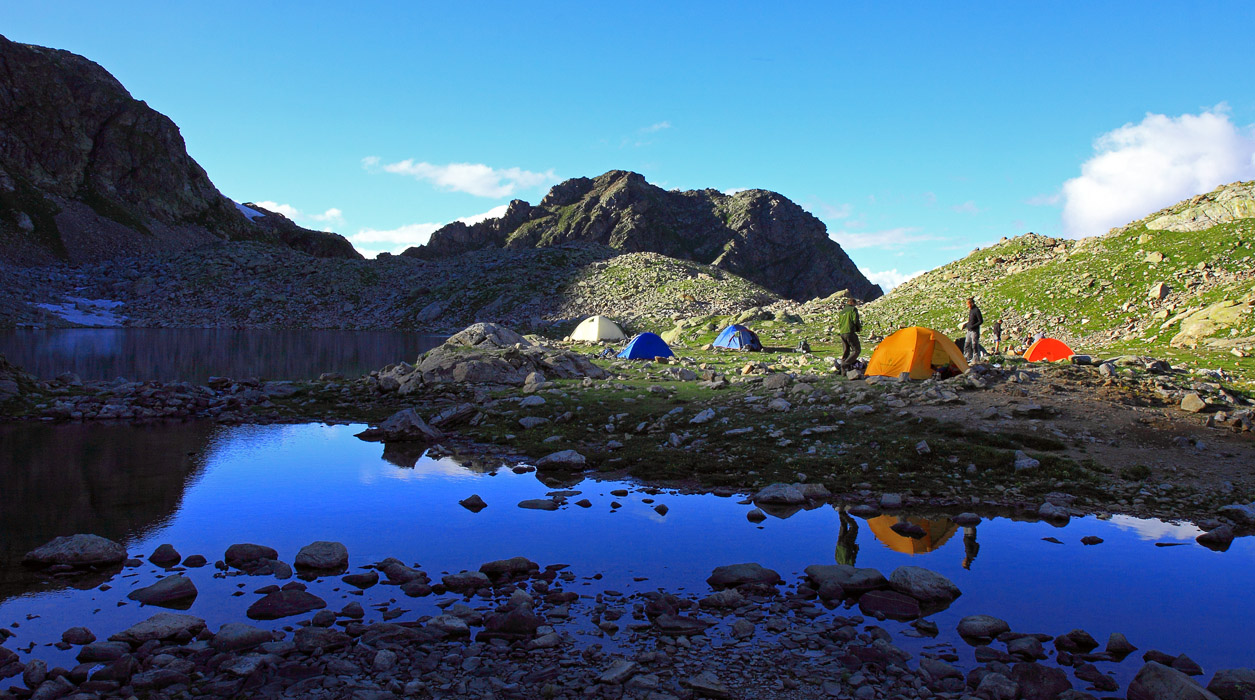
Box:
[962,525,980,570]
[836,510,860,566]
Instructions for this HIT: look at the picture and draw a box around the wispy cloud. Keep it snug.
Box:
[951,200,984,215]
[723,187,750,196]
[349,204,509,258]
[253,201,345,225]
[363,158,557,198]
[1026,193,1062,207]
[830,226,936,250]
[807,199,853,220]
[1060,104,1255,237]
[859,267,925,290]
[641,121,671,133]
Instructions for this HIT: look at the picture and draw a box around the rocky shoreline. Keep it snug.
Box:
[4,533,1252,700]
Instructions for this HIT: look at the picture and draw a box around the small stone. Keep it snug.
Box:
[459,494,487,512]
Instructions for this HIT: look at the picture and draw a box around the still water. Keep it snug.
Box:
[1,422,1251,685]
[0,329,445,382]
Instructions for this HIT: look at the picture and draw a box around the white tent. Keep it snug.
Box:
[569,315,626,342]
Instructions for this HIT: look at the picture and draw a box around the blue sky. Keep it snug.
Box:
[4,2,1254,287]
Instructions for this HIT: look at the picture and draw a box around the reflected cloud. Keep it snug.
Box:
[1108,515,1202,541]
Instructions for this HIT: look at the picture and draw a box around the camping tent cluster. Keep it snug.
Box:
[569,314,1076,375]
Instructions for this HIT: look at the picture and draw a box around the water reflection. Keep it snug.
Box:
[0,421,215,600]
[1,422,1253,681]
[0,329,446,382]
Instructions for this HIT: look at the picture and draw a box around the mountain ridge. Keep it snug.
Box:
[0,35,360,265]
[401,170,882,303]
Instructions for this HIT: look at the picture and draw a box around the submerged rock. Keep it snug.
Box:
[246,590,327,620]
[23,534,127,568]
[148,544,181,567]
[294,541,349,571]
[109,613,206,644]
[1128,661,1219,700]
[127,575,198,608]
[889,566,961,606]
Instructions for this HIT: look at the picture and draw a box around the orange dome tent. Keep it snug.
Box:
[865,326,969,380]
[1024,337,1074,362]
[866,516,958,555]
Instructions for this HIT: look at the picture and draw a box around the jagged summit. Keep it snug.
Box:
[0,35,360,264]
[402,170,882,302]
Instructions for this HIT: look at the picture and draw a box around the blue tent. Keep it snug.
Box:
[712,324,762,351]
[617,332,674,359]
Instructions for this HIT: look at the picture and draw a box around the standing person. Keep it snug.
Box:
[836,297,862,372]
[962,297,983,363]
[991,319,1003,355]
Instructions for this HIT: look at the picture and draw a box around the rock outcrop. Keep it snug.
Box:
[0,35,360,265]
[1144,181,1255,233]
[402,170,881,302]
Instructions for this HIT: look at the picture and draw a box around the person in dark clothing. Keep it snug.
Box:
[962,297,983,362]
[991,319,1003,355]
[835,298,862,372]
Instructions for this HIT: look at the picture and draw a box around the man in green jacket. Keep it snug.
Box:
[836,297,862,372]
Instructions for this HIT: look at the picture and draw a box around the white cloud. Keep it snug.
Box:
[830,226,936,250]
[253,201,345,225]
[1026,192,1062,207]
[365,158,557,198]
[860,267,925,291]
[951,200,984,214]
[723,187,750,196]
[1060,105,1255,237]
[349,204,510,258]
[641,121,671,133]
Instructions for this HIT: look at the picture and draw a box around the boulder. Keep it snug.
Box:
[224,543,278,569]
[460,494,488,512]
[1208,668,1255,700]
[1054,629,1099,653]
[1128,661,1220,700]
[246,590,327,620]
[126,575,198,608]
[804,564,887,595]
[535,450,586,468]
[958,614,1010,641]
[23,534,126,568]
[1014,451,1041,471]
[857,590,920,620]
[889,566,961,605]
[706,563,781,589]
[109,613,206,644]
[60,627,95,645]
[294,541,349,571]
[1181,393,1207,413]
[752,483,806,505]
[427,614,471,638]
[443,570,491,592]
[355,408,443,442]
[444,323,530,349]
[1012,662,1072,700]
[148,544,181,567]
[294,626,351,653]
[212,623,272,652]
[1149,282,1171,300]
[1106,632,1138,656]
[1219,502,1255,526]
[1197,525,1235,551]
[479,556,538,581]
[686,670,732,699]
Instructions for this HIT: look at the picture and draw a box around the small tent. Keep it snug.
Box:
[617,332,674,360]
[1024,337,1074,362]
[570,315,626,342]
[866,326,969,380]
[712,324,762,351]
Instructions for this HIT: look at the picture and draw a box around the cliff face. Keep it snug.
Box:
[402,171,881,302]
[0,35,360,264]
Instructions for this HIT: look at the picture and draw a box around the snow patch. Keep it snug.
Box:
[234,201,265,221]
[34,297,126,327]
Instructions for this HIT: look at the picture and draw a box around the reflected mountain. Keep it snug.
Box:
[0,421,216,601]
[0,329,446,382]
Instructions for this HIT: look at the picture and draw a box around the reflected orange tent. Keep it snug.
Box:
[866,515,958,554]
[866,326,969,380]
[1024,337,1075,362]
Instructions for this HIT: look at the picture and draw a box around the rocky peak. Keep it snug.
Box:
[403,170,881,302]
[0,35,359,264]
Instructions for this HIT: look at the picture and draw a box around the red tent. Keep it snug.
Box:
[1024,337,1074,362]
